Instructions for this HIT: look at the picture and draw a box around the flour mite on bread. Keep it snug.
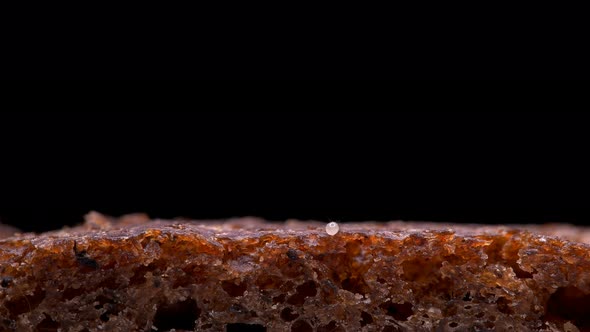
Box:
[326,221,339,235]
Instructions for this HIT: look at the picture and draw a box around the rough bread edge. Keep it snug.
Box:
[1,213,590,332]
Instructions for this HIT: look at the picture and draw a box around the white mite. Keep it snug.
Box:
[326,222,339,236]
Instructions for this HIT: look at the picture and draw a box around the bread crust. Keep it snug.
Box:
[1,213,589,331]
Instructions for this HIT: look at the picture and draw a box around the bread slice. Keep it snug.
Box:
[1,212,590,332]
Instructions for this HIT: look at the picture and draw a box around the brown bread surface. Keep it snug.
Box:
[1,213,590,332]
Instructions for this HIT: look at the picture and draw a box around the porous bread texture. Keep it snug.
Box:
[1,213,590,332]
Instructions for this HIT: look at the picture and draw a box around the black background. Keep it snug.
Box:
[3,0,588,79]
[1,111,588,232]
